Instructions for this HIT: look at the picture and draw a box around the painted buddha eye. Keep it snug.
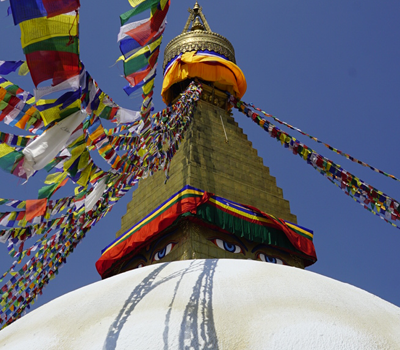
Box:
[153,243,175,261]
[137,263,144,268]
[258,253,283,265]
[213,239,242,254]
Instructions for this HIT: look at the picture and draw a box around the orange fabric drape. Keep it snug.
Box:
[162,52,247,104]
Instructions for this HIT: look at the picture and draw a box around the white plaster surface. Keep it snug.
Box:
[0,259,399,350]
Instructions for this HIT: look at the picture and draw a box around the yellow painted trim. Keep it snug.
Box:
[103,189,204,253]
[209,198,274,225]
[286,222,313,239]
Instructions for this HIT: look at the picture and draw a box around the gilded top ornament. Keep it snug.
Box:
[163,2,236,70]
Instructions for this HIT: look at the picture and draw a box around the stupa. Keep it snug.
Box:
[0,3,399,349]
[95,1,317,279]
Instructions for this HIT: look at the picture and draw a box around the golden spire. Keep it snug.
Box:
[182,1,212,33]
[163,2,236,70]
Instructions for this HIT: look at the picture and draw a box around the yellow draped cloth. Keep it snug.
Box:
[161,52,247,104]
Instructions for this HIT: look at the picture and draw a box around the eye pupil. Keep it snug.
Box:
[223,242,235,252]
[158,248,166,258]
[266,256,276,263]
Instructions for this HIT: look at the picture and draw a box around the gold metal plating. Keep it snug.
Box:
[163,2,236,70]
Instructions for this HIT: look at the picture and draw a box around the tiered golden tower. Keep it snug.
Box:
[96,3,316,279]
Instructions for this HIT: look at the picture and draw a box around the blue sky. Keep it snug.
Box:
[0,0,399,314]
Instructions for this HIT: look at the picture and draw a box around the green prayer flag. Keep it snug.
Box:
[120,0,160,25]
[23,37,79,55]
[38,183,59,199]
[0,150,23,174]
[123,53,149,76]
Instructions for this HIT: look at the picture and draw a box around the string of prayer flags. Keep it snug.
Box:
[117,0,168,121]
[0,76,35,104]
[0,0,185,328]
[0,82,203,328]
[0,86,41,131]
[230,96,400,229]
[0,131,33,149]
[245,101,400,184]
[311,164,400,230]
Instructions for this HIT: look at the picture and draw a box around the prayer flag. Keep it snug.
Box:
[38,178,68,199]
[120,0,160,26]
[26,199,47,222]
[19,13,79,49]
[41,0,80,18]
[10,0,79,24]
[125,4,168,46]
[0,61,24,76]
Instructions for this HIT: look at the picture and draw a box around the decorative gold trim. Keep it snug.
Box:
[163,31,236,70]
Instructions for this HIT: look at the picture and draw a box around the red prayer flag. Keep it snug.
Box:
[16,211,25,221]
[26,51,80,87]
[148,48,160,68]
[42,0,80,18]
[126,1,169,46]
[126,66,152,86]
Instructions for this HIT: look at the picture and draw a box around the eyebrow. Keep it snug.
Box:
[123,253,148,267]
[251,243,282,254]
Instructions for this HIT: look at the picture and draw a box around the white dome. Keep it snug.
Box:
[0,259,399,350]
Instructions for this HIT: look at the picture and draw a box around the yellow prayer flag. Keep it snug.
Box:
[36,99,57,106]
[119,36,163,63]
[128,0,146,7]
[18,215,28,228]
[0,143,16,158]
[63,144,86,171]
[138,148,147,157]
[18,61,29,76]
[148,35,163,52]
[20,14,79,48]
[303,149,310,161]
[92,92,107,116]
[44,171,68,185]
[142,79,155,95]
[77,162,93,187]
[26,97,35,105]
[68,134,85,149]
[8,212,17,221]
[0,81,12,89]
[160,0,168,9]
[77,150,90,171]
[37,98,81,126]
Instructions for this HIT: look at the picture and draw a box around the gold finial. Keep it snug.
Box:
[182,2,212,33]
[163,2,236,70]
